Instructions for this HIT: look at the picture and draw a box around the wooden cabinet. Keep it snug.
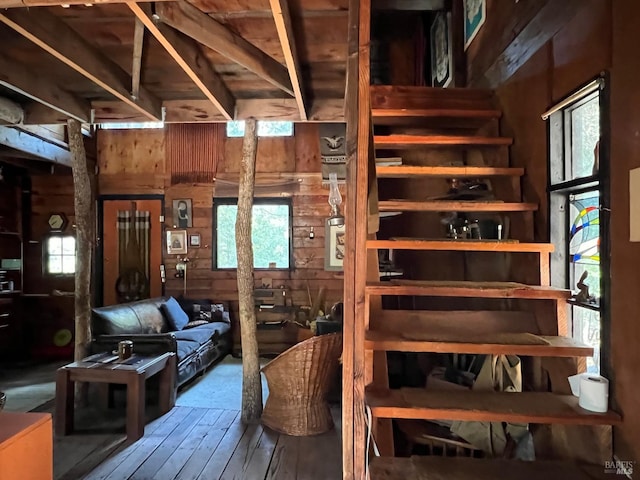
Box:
[0,181,23,359]
[0,412,53,480]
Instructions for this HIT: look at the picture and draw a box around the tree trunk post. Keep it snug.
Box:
[236,117,262,423]
[68,119,95,403]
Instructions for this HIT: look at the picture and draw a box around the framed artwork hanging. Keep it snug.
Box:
[430,12,452,88]
[464,0,487,50]
[325,221,345,271]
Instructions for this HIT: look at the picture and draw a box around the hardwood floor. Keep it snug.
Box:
[55,405,342,480]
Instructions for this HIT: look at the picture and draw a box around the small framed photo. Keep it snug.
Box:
[324,221,346,271]
[166,230,188,255]
[189,233,201,247]
[172,199,193,228]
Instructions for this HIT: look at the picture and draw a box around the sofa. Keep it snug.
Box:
[91,296,231,388]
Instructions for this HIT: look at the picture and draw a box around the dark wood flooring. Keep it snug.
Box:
[54,405,342,480]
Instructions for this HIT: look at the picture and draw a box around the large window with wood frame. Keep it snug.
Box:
[213,199,292,270]
[547,76,609,374]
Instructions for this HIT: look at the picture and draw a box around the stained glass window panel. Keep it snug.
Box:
[569,192,600,265]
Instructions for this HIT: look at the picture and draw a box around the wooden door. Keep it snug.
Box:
[101,199,163,306]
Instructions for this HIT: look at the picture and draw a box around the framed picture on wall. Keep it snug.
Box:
[325,221,346,271]
[189,233,201,247]
[464,0,486,50]
[166,230,188,255]
[172,199,193,228]
[430,12,452,88]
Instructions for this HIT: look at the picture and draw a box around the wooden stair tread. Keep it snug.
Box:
[366,388,621,425]
[378,200,538,212]
[368,239,553,253]
[376,165,524,178]
[375,135,513,148]
[369,456,610,480]
[365,331,593,357]
[366,280,570,299]
[372,108,502,127]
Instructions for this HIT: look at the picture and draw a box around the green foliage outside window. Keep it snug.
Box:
[215,202,291,269]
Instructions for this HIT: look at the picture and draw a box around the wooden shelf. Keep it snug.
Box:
[375,135,513,149]
[367,239,553,253]
[366,388,621,425]
[379,200,538,212]
[366,280,570,300]
[364,331,593,357]
[376,165,524,178]
[369,456,610,480]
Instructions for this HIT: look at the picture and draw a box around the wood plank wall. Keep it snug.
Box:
[97,124,344,326]
[23,171,76,358]
[477,0,640,465]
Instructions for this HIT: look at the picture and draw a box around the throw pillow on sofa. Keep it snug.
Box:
[161,296,190,331]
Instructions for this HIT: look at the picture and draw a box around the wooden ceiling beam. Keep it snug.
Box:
[127,3,235,120]
[0,97,24,124]
[372,0,445,9]
[131,16,145,101]
[0,9,162,121]
[0,0,172,7]
[0,53,90,123]
[0,126,71,166]
[269,0,307,120]
[155,1,294,96]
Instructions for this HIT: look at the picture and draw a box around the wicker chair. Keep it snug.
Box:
[261,332,342,436]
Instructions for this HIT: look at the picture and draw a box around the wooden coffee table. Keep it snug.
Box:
[55,352,176,442]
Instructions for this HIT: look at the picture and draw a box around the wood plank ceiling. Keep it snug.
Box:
[0,0,349,124]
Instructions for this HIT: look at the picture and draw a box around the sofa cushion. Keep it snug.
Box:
[183,320,209,329]
[162,297,189,331]
[172,322,230,361]
[173,322,230,346]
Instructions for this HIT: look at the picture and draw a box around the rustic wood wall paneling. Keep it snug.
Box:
[23,172,75,358]
[490,0,623,463]
[97,124,344,351]
[610,0,640,465]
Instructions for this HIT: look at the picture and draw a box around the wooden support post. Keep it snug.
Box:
[68,119,95,404]
[236,117,262,423]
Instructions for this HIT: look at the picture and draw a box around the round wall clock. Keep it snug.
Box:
[48,213,68,231]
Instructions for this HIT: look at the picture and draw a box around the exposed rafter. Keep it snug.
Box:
[155,1,294,96]
[0,97,24,124]
[269,0,307,120]
[372,0,445,9]
[127,3,235,120]
[131,17,145,101]
[0,53,90,123]
[0,0,172,7]
[0,125,71,166]
[0,9,163,121]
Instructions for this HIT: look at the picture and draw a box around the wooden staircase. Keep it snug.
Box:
[362,85,620,479]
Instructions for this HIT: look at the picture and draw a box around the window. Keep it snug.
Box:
[226,121,293,138]
[547,77,608,374]
[213,199,292,269]
[45,235,76,275]
[99,122,164,130]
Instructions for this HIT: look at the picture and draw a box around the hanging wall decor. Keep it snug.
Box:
[431,12,452,88]
[319,123,347,184]
[464,0,486,50]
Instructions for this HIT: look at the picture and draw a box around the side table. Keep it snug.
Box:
[55,352,176,442]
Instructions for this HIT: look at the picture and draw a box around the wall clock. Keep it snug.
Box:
[48,213,68,231]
